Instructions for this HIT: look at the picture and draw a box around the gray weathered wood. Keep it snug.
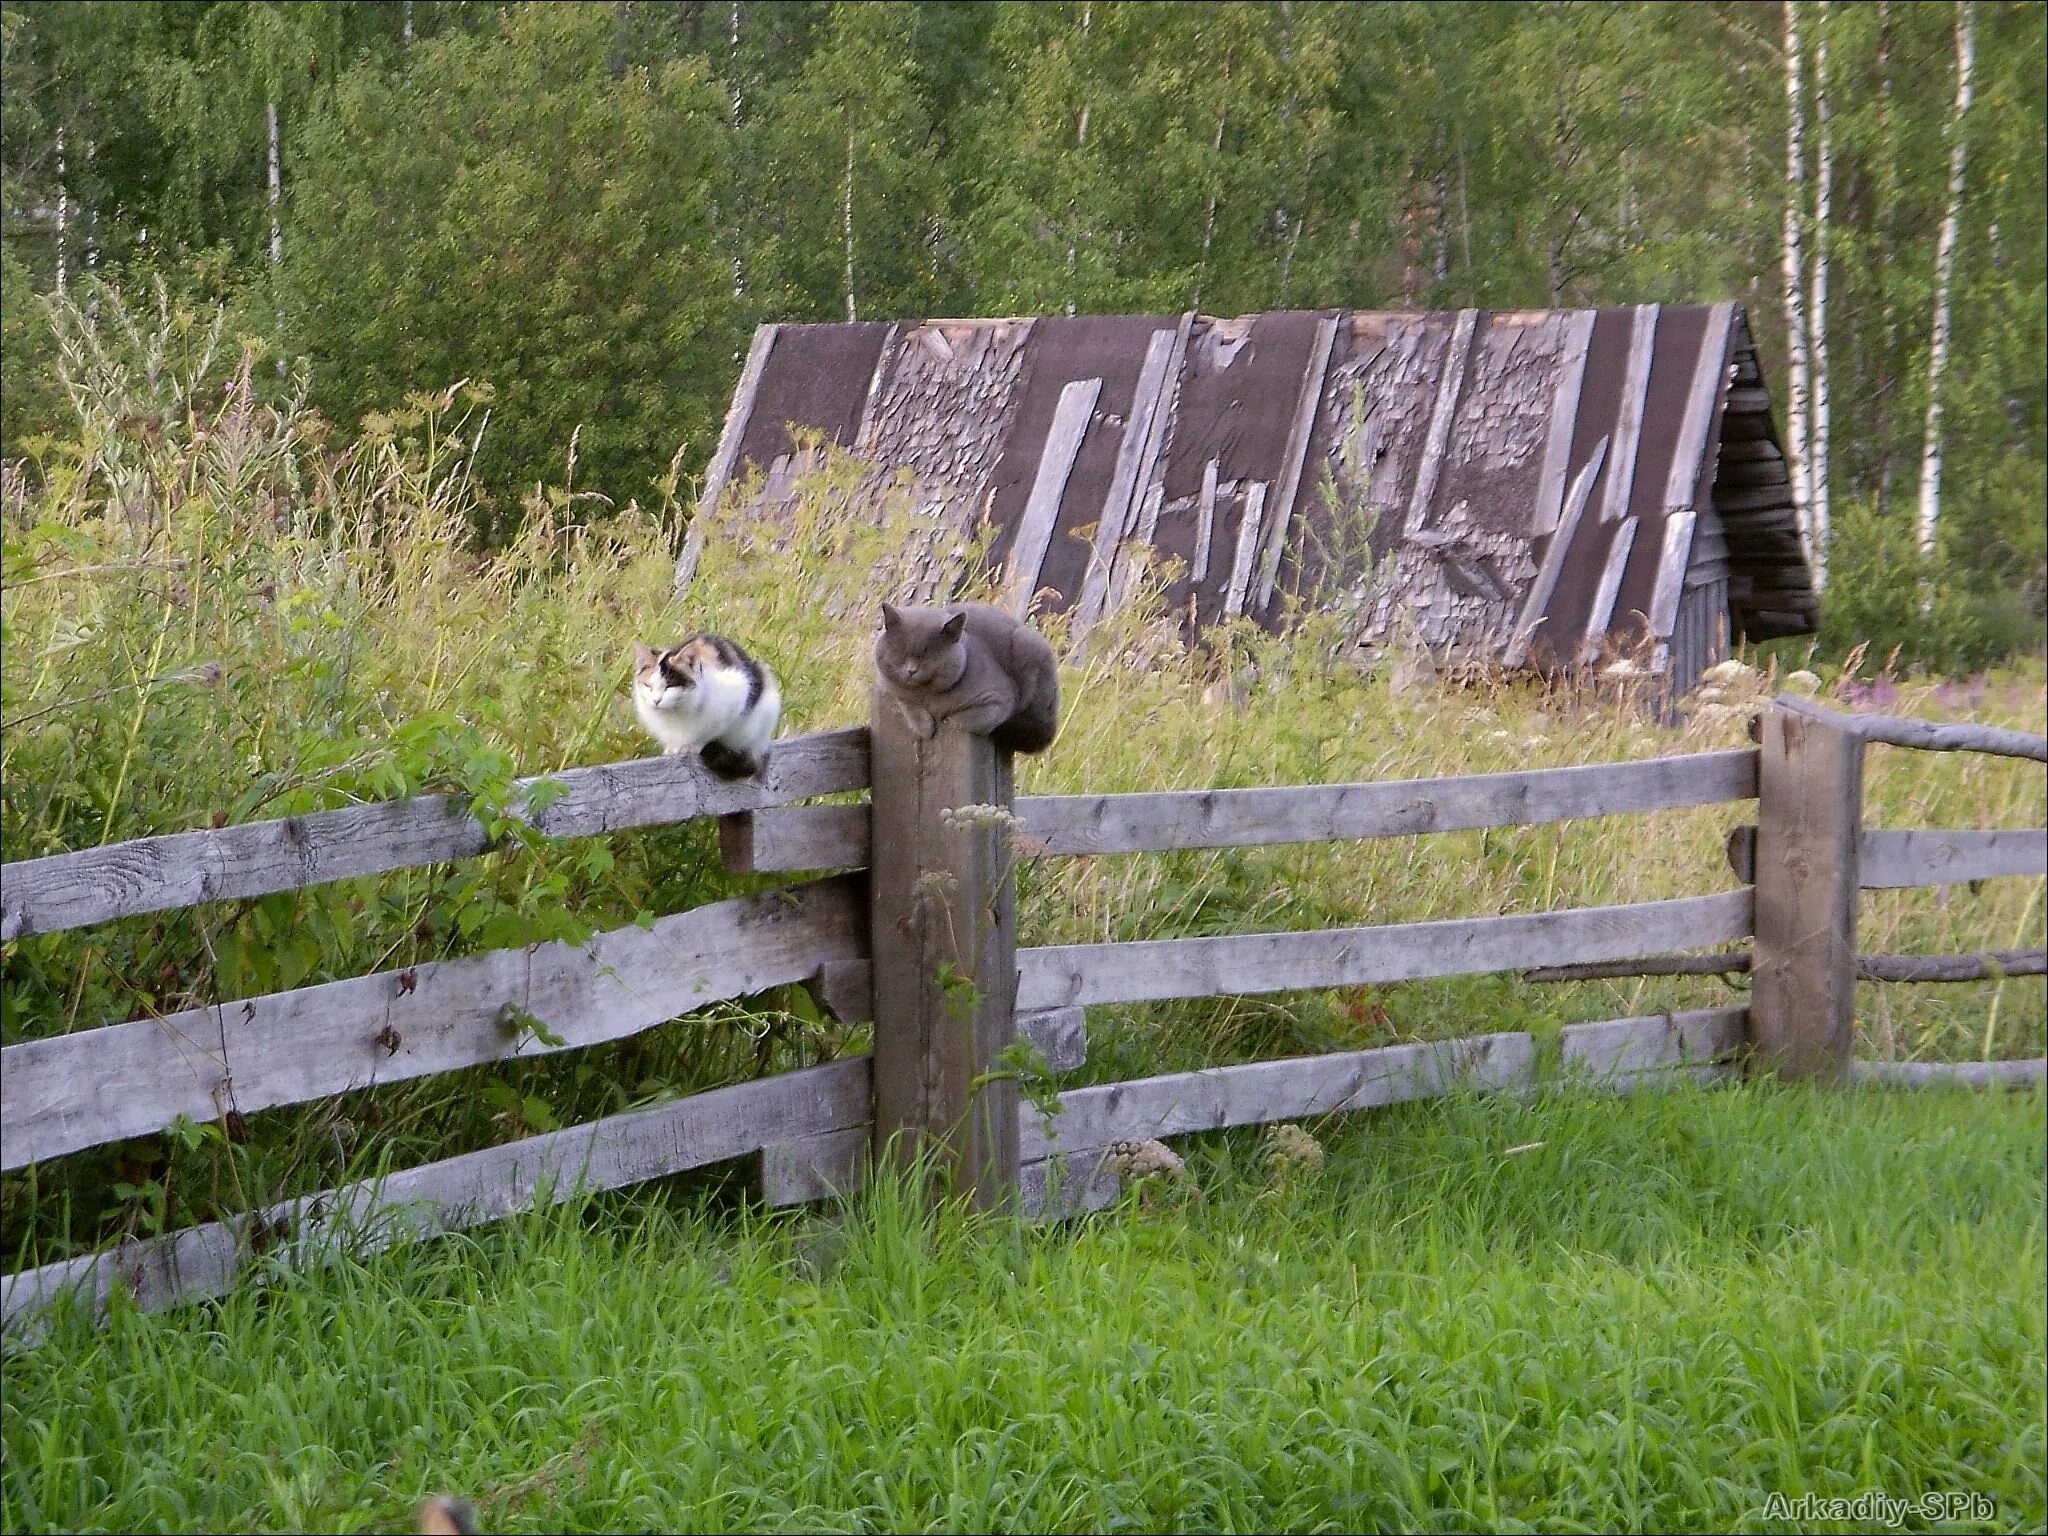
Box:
[1856,948,2045,982]
[1254,313,1342,611]
[1223,482,1269,618]
[1858,828,2046,889]
[1644,510,1698,640]
[700,748,1759,872]
[1558,1007,1744,1082]
[1019,748,1758,856]
[676,322,779,593]
[1191,458,1221,582]
[719,804,870,874]
[1851,1058,2045,1089]
[1598,304,1659,524]
[867,691,1019,1209]
[1530,312,1598,537]
[0,727,870,942]
[1504,436,1609,667]
[1525,951,1752,983]
[1577,517,1640,662]
[1073,325,1182,633]
[1772,693,2048,763]
[1402,308,1479,539]
[1748,701,1863,1081]
[1004,376,1102,616]
[1016,890,1754,1010]
[758,1125,869,1207]
[848,323,903,452]
[1,1056,870,1340]
[1019,1005,1088,1073]
[0,875,866,1172]
[1661,303,1736,512]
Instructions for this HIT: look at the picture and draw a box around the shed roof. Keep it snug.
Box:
[680,305,1816,672]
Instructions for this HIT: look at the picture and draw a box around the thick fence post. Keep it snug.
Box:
[868,689,1020,1209]
[1748,698,1864,1081]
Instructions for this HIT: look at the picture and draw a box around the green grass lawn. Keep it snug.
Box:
[4,1080,2042,1535]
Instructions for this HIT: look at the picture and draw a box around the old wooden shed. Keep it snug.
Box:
[675,304,1816,688]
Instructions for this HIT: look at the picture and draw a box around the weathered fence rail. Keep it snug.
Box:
[3,696,2041,1340]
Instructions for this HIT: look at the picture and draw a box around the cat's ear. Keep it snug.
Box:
[940,612,966,641]
[633,642,657,668]
[881,602,901,631]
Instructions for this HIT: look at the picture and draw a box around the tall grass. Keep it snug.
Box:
[2,289,2043,1269]
[4,1084,2042,1534]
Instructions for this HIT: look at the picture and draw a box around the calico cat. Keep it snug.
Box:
[632,633,781,778]
[873,601,1060,754]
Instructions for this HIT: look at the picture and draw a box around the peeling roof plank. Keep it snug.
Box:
[1503,435,1608,668]
[1255,312,1342,612]
[1599,305,1660,524]
[1663,303,1735,513]
[1004,376,1102,617]
[677,322,779,593]
[849,323,902,453]
[1646,510,1698,638]
[1225,483,1269,618]
[1191,458,1220,582]
[1402,308,1479,540]
[1530,311,1597,537]
[1106,313,1198,614]
[1072,323,1182,633]
[1579,517,1641,663]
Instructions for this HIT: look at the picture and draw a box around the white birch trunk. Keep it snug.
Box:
[1917,1,1975,570]
[730,1,745,301]
[54,124,66,297]
[403,0,414,43]
[842,129,856,323]
[1066,2,1092,317]
[1192,97,1228,312]
[267,101,283,269]
[1807,6,1833,590]
[1779,0,1814,563]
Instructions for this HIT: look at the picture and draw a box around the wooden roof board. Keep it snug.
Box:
[688,303,1816,678]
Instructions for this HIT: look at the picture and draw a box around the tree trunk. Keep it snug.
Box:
[842,128,856,323]
[1779,0,1814,564]
[1192,93,1229,312]
[729,0,744,300]
[1916,0,1976,571]
[54,123,66,298]
[1808,4,1833,591]
[1873,0,1896,517]
[403,0,414,43]
[268,99,285,374]
[1066,2,1092,317]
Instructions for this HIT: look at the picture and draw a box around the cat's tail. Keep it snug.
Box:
[419,1496,479,1535]
[699,740,766,780]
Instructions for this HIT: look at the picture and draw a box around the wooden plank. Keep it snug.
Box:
[1072,325,1183,633]
[1105,316,1198,616]
[1004,376,1102,617]
[1530,311,1598,537]
[848,323,903,452]
[1643,510,1698,640]
[1576,517,1639,663]
[1748,701,1863,1082]
[758,1126,868,1207]
[1016,890,1755,1010]
[0,875,866,1172]
[1559,1007,1744,1082]
[1021,749,1758,855]
[719,804,870,874]
[1022,1032,1537,1163]
[867,691,1019,1210]
[1661,302,1736,512]
[1222,482,1269,618]
[1599,304,1660,524]
[1020,1005,1088,1073]
[2,1056,872,1340]
[1858,948,2045,982]
[1505,435,1608,668]
[1402,308,1478,540]
[1851,1058,2046,1089]
[0,728,870,942]
[1859,828,2046,889]
[1254,313,1342,610]
[1191,458,1220,582]
[730,749,1757,871]
[675,322,779,593]
[1773,693,2048,764]
[1526,952,1751,983]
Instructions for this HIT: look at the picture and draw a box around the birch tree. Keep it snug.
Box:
[1916,0,1976,567]
[1780,0,1814,561]
[1807,3,1833,589]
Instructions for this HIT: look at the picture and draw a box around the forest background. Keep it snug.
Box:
[2,0,2043,666]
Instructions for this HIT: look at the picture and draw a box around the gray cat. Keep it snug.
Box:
[874,601,1060,754]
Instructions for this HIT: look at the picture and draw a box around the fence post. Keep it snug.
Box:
[1748,697,1864,1081]
[867,689,1020,1209]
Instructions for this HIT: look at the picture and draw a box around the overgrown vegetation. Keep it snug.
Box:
[2,289,2042,1279]
[4,1085,2042,1533]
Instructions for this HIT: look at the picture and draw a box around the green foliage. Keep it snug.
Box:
[4,1086,2042,1532]
[278,4,739,524]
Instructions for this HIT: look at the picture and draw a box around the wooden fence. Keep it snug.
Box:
[3,692,2043,1339]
